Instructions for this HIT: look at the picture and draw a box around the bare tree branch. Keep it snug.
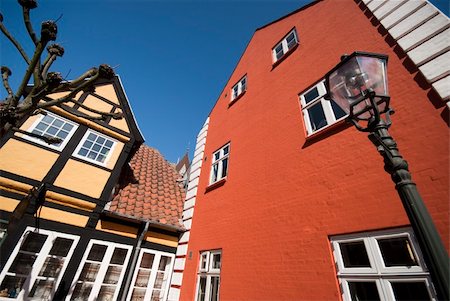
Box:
[70,98,123,119]
[1,66,14,99]
[0,14,30,64]
[58,104,107,121]
[21,5,39,45]
[12,126,62,145]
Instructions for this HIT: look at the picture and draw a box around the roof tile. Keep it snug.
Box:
[106,144,185,229]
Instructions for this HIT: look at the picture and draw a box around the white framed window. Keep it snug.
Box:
[300,81,347,135]
[331,228,436,301]
[127,249,175,301]
[0,227,79,301]
[73,130,116,165]
[67,240,132,301]
[231,76,247,101]
[195,250,221,301]
[210,143,230,184]
[26,112,78,150]
[272,29,298,62]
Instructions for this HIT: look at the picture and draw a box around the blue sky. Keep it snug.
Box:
[1,0,448,163]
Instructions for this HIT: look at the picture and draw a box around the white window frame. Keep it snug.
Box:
[299,80,347,136]
[126,249,175,301]
[66,240,132,301]
[25,111,78,151]
[331,228,436,301]
[210,143,230,185]
[272,28,298,62]
[73,129,117,166]
[195,250,221,301]
[0,227,79,301]
[231,75,247,101]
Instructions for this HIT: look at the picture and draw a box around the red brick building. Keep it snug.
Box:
[169,0,449,300]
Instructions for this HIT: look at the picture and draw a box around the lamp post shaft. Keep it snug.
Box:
[368,119,449,300]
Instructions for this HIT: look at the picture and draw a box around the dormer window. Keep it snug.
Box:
[231,75,247,102]
[74,130,116,165]
[272,29,298,63]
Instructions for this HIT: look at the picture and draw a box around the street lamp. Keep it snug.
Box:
[324,51,449,300]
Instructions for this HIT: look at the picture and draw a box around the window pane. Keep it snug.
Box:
[87,244,107,261]
[50,237,74,257]
[79,263,101,282]
[53,119,64,128]
[96,136,106,144]
[197,277,207,301]
[221,158,228,178]
[223,145,229,155]
[97,285,116,301]
[135,269,150,287]
[97,154,106,163]
[47,126,58,135]
[391,282,431,301]
[70,283,92,301]
[56,130,68,140]
[28,279,54,300]
[158,256,171,271]
[331,100,346,120]
[38,257,64,277]
[348,281,380,301]
[150,289,163,301]
[103,266,122,284]
[87,133,96,141]
[21,232,47,253]
[83,140,93,148]
[304,87,319,104]
[105,140,113,148]
[210,276,220,301]
[0,275,27,298]
[9,253,37,274]
[35,122,47,131]
[340,241,371,268]
[92,143,101,151]
[200,254,208,270]
[307,103,328,131]
[100,147,110,155]
[111,248,128,265]
[377,237,418,267]
[88,151,97,160]
[154,272,164,289]
[212,163,219,183]
[62,123,74,131]
[131,288,146,301]
[78,148,88,156]
[140,253,155,269]
[211,253,221,270]
[42,115,54,124]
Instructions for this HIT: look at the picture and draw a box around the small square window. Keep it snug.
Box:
[210,143,230,184]
[74,130,116,165]
[272,29,298,63]
[25,112,78,150]
[300,81,347,135]
[196,250,222,301]
[231,75,247,102]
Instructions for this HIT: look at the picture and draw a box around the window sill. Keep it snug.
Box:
[228,91,246,108]
[272,43,299,69]
[205,178,226,193]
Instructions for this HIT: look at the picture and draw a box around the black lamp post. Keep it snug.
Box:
[324,51,449,300]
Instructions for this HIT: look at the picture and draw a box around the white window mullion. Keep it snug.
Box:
[144,253,160,300]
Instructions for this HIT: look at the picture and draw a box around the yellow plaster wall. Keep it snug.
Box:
[106,141,124,170]
[78,95,113,118]
[53,159,111,198]
[47,91,83,108]
[39,206,88,227]
[95,84,120,104]
[0,140,58,181]
[0,196,20,212]
[145,231,179,248]
[96,220,138,238]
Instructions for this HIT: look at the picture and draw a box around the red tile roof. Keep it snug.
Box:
[107,144,185,230]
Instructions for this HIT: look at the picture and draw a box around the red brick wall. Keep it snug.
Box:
[180,0,449,300]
